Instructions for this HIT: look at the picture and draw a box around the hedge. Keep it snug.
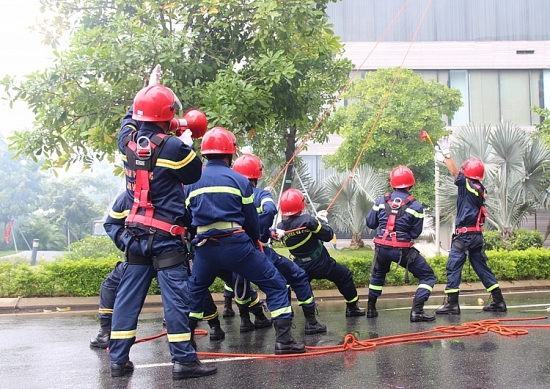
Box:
[1,247,549,298]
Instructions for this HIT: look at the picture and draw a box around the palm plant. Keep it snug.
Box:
[438,122,550,240]
[323,165,387,248]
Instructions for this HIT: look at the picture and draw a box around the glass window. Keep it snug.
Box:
[470,70,500,125]
[449,70,470,126]
[500,70,531,125]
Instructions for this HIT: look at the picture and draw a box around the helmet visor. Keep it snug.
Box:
[167,87,183,116]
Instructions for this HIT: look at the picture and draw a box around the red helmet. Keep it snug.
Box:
[280,188,305,216]
[132,85,182,122]
[462,158,484,180]
[390,166,415,189]
[233,154,263,179]
[200,127,237,155]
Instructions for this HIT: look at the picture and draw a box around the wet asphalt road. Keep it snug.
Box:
[1,291,550,389]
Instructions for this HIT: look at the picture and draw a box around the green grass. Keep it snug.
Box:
[0,251,17,257]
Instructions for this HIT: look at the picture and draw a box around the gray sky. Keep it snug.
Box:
[0,0,53,140]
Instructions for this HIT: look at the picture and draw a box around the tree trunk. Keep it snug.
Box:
[283,125,297,191]
[350,233,364,249]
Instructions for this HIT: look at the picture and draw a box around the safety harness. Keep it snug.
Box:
[455,181,487,235]
[372,192,417,284]
[122,130,187,269]
[373,192,415,248]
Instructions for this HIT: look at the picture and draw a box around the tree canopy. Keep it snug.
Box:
[2,0,352,174]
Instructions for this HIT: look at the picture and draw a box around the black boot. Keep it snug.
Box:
[111,361,134,377]
[302,305,327,334]
[172,359,217,380]
[188,319,198,350]
[238,305,256,332]
[90,317,111,349]
[207,317,225,341]
[250,302,272,329]
[345,301,366,317]
[410,297,436,322]
[222,296,235,318]
[274,319,306,355]
[435,292,461,315]
[483,288,507,312]
[367,295,378,318]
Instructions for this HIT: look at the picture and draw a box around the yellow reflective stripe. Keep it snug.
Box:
[372,204,381,211]
[224,284,234,293]
[98,308,113,314]
[156,150,196,170]
[248,296,261,308]
[369,284,383,291]
[189,312,203,320]
[487,284,500,292]
[109,209,129,219]
[270,306,292,318]
[345,295,359,304]
[257,197,274,213]
[121,155,127,162]
[187,186,254,205]
[167,332,191,342]
[235,297,252,305]
[445,289,460,294]
[466,180,480,196]
[284,232,313,250]
[417,284,433,292]
[202,312,218,321]
[312,219,322,233]
[111,329,137,340]
[296,296,314,306]
[405,208,424,218]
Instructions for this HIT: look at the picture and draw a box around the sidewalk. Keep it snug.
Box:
[1,279,549,314]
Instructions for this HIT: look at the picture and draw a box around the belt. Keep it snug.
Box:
[197,221,242,233]
[293,242,323,264]
[455,226,482,234]
[373,236,413,248]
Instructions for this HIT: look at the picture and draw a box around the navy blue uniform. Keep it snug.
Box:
[254,187,315,308]
[186,160,292,322]
[445,172,499,293]
[109,107,203,366]
[277,214,360,304]
[366,189,436,301]
[98,193,131,322]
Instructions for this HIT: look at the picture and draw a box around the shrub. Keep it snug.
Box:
[483,229,543,251]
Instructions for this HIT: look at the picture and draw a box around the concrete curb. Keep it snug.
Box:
[1,280,549,314]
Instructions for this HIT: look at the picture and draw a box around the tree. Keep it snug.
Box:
[0,139,44,232]
[40,179,104,243]
[2,0,351,179]
[19,215,67,251]
[323,165,387,249]
[323,68,462,206]
[438,122,550,240]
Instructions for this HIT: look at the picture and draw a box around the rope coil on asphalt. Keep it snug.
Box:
[131,316,549,359]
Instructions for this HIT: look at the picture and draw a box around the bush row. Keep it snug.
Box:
[1,247,549,298]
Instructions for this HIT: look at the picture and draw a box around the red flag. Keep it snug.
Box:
[4,217,14,244]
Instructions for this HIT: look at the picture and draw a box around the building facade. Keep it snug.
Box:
[301,0,550,244]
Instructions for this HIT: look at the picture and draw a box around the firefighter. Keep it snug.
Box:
[90,193,225,349]
[277,188,366,317]
[233,154,327,334]
[434,137,507,314]
[185,127,305,355]
[365,166,437,322]
[109,83,216,380]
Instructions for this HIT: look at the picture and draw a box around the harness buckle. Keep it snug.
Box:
[136,136,152,158]
[390,197,403,209]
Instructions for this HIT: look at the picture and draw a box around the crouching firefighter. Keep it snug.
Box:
[277,188,365,318]
[366,166,437,322]
[185,127,305,355]
[108,81,216,380]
